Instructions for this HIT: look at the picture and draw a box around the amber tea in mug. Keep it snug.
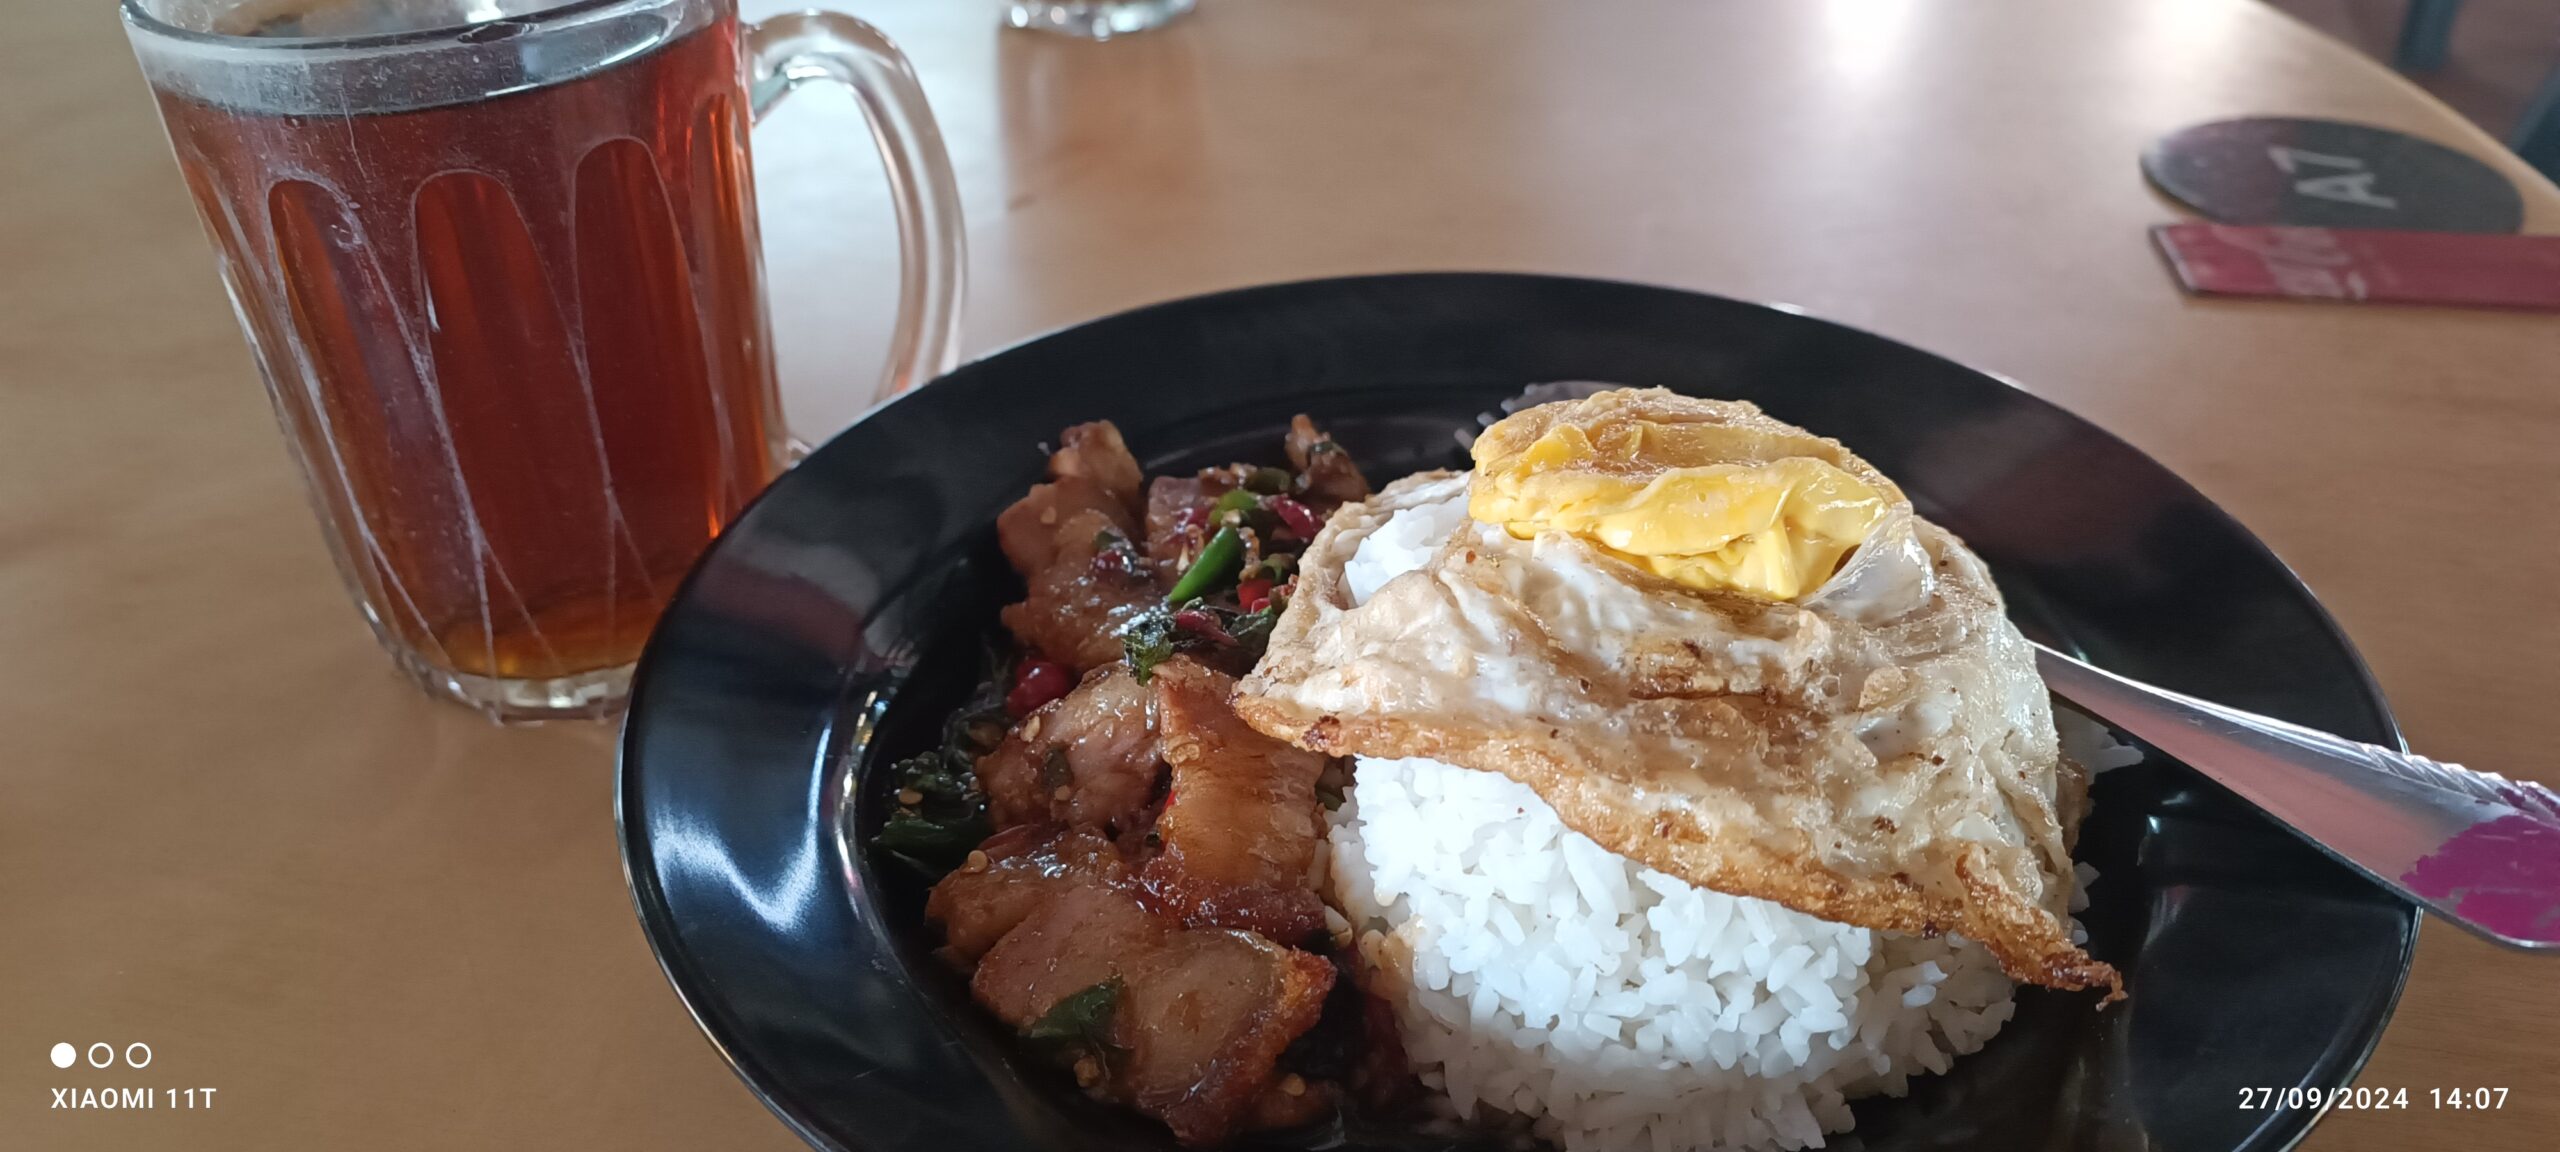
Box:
[126,0,962,719]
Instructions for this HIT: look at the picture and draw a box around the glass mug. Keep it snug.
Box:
[124,0,963,720]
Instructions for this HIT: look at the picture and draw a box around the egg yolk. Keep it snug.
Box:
[1469,419,1889,601]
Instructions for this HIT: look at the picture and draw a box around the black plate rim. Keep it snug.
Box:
[614,271,2421,1152]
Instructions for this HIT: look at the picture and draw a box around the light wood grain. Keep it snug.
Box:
[2,0,2553,1148]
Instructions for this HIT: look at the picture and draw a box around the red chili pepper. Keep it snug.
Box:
[1172,608,1232,644]
[1005,658,1074,717]
[1237,577,1274,613]
[1090,544,1142,580]
[1268,496,1323,540]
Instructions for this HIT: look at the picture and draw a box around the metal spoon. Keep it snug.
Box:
[2034,643,2559,950]
[1469,382,2559,949]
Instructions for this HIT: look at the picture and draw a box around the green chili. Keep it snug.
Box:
[1209,488,1261,524]
[1166,526,1244,603]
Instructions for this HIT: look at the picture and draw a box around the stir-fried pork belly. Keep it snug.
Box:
[1048,421,1145,510]
[994,424,1141,575]
[976,664,1162,834]
[1283,415,1368,504]
[969,877,1336,1146]
[996,422,1157,670]
[1138,658,1330,944]
[925,826,1126,963]
[901,415,1383,1146]
[999,514,1157,672]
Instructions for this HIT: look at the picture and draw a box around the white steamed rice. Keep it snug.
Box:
[1331,757,2017,1152]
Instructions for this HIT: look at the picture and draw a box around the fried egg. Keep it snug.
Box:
[1236,388,2115,995]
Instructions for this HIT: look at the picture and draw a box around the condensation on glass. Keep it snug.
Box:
[124,0,961,720]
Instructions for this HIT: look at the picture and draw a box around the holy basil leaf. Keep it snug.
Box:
[871,636,1007,880]
[1118,603,1182,684]
[1021,977,1125,1073]
[876,805,989,874]
[1226,593,1287,661]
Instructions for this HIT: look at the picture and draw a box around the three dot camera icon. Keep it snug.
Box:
[49,1040,214,1111]
[50,1042,152,1069]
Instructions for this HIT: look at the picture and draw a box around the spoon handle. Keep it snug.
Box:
[2032,642,2560,950]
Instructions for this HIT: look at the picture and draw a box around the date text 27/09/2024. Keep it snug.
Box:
[2237,1087,2510,1111]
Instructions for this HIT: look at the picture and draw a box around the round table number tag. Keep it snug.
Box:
[2144,117,2522,233]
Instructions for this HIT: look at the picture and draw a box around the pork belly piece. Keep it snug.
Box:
[1284,415,1368,504]
[969,879,1335,1145]
[996,478,1135,577]
[999,510,1158,671]
[976,664,1162,833]
[1049,421,1144,511]
[925,827,1126,962]
[1137,658,1329,944]
[997,422,1141,574]
[995,421,1157,669]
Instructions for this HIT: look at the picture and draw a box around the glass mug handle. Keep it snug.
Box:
[744,12,966,414]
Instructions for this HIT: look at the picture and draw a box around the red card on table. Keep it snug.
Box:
[2152,222,2560,311]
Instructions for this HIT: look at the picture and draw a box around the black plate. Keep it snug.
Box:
[618,273,2416,1152]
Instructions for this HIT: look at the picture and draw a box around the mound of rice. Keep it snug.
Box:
[1330,757,2017,1152]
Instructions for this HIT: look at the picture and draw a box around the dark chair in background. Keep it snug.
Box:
[2395,0,2465,69]
[2394,0,2560,178]
[2518,66,2560,176]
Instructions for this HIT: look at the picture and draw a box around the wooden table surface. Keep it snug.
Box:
[4,0,2554,1148]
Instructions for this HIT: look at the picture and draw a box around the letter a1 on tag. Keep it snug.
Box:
[2294,172,2398,210]
[2267,145,2364,174]
[2265,146,2400,210]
